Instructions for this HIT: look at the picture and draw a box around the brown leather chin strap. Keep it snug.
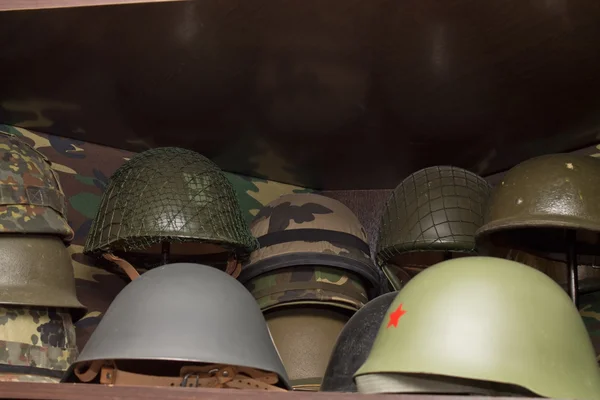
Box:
[75,361,285,391]
[225,256,242,279]
[103,253,141,281]
[105,253,240,280]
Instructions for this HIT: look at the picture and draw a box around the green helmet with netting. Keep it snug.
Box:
[84,147,257,268]
[355,257,600,399]
[376,166,490,289]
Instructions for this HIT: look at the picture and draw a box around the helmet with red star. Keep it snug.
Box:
[354,257,600,400]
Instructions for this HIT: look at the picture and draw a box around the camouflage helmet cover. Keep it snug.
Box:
[246,266,368,312]
[84,147,257,257]
[355,257,600,400]
[240,194,379,292]
[0,131,72,239]
[64,263,290,388]
[0,306,78,382]
[476,154,600,257]
[377,166,491,265]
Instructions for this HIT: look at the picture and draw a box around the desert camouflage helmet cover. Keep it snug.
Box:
[0,236,84,318]
[320,292,396,392]
[0,306,78,382]
[245,266,368,312]
[64,263,290,388]
[377,166,491,264]
[0,131,72,239]
[476,154,600,256]
[84,147,257,256]
[239,194,379,292]
[355,257,600,400]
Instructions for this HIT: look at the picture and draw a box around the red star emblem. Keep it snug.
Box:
[387,303,406,328]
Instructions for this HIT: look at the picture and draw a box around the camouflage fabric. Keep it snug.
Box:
[240,193,380,294]
[0,306,78,381]
[246,267,368,312]
[0,124,311,351]
[0,130,72,239]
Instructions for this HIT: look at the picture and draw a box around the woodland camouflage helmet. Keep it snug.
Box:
[245,266,368,312]
[320,292,396,392]
[63,263,290,390]
[0,305,78,382]
[476,154,600,259]
[377,166,490,268]
[0,131,72,239]
[240,194,379,295]
[84,147,257,260]
[355,257,600,399]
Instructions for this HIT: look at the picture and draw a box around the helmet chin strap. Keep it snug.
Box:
[75,361,286,391]
[103,253,140,281]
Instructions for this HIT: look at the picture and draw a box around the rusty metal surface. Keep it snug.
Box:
[1,0,600,189]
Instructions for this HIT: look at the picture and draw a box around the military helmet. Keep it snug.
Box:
[320,292,396,392]
[239,194,379,294]
[0,235,84,319]
[0,131,72,240]
[377,166,490,263]
[265,306,351,391]
[0,305,78,382]
[355,257,600,399]
[245,266,368,312]
[63,263,290,389]
[476,154,600,259]
[84,147,257,263]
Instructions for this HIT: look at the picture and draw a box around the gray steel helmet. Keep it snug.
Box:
[320,292,396,392]
[63,263,289,388]
[0,235,85,320]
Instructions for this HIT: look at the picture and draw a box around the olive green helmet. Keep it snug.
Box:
[0,131,73,240]
[377,166,490,289]
[355,257,600,399]
[84,147,257,262]
[476,154,600,259]
[265,306,351,391]
[0,305,78,382]
[0,236,85,319]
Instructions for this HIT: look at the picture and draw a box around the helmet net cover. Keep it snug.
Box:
[377,166,491,265]
[84,147,257,256]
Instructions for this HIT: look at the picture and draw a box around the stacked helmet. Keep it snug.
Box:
[0,132,83,382]
[63,263,290,390]
[239,193,380,390]
[0,306,78,382]
[355,257,600,399]
[377,166,491,288]
[320,292,396,392]
[476,154,600,262]
[0,131,73,239]
[84,147,257,273]
[240,193,379,293]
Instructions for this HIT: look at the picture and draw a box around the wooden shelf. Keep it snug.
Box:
[0,0,181,12]
[0,382,536,400]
